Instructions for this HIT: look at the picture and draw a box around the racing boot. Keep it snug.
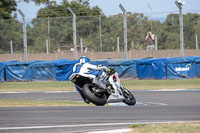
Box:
[84,99,90,104]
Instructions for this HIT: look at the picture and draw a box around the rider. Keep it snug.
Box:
[73,56,109,103]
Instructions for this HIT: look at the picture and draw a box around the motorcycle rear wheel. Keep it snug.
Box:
[122,88,136,106]
[83,83,107,106]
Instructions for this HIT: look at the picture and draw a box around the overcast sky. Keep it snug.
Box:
[16,0,200,20]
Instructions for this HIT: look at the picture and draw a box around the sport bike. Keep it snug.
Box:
[69,68,136,106]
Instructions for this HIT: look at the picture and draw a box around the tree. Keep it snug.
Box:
[27,0,101,53]
[0,0,17,19]
[36,0,100,18]
[127,13,150,50]
[194,19,200,36]
[0,19,23,53]
[183,13,200,49]
[23,0,56,5]
[0,0,23,54]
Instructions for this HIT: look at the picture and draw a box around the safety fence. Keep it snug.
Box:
[1,56,200,82]
[1,13,200,55]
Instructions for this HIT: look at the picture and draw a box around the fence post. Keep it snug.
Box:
[179,7,184,57]
[18,9,28,61]
[68,7,77,60]
[196,34,199,50]
[175,1,184,57]
[119,4,128,59]
[10,40,13,54]
[46,39,49,54]
[80,38,83,53]
[117,37,120,52]
[99,15,102,52]
[155,35,158,51]
[48,16,50,53]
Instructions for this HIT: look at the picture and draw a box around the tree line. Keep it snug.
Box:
[0,0,200,53]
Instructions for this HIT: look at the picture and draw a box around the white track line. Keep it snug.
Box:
[0,123,133,130]
[0,91,77,94]
[86,128,132,133]
[1,89,200,94]
[1,121,200,130]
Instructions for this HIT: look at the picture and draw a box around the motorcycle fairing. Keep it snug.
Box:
[106,73,124,103]
[107,88,124,103]
[70,73,92,89]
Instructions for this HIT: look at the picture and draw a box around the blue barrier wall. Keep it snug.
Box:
[5,60,41,81]
[195,58,200,78]
[0,62,5,82]
[0,61,19,82]
[136,58,167,79]
[136,56,200,79]
[92,59,139,79]
[0,59,78,82]
[55,59,78,81]
[166,56,200,79]
[1,56,200,82]
[26,59,78,81]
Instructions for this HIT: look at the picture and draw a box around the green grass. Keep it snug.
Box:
[0,79,200,92]
[128,122,200,133]
[0,99,92,107]
[121,79,200,90]
[0,81,75,92]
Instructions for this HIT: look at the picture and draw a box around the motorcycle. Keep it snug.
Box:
[69,68,136,106]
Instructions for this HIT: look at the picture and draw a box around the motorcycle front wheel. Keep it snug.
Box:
[122,87,136,106]
[83,83,107,106]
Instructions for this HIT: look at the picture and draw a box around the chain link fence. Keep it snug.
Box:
[0,19,23,53]
[0,13,200,54]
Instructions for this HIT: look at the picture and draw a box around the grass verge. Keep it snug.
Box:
[121,79,200,90]
[0,81,75,92]
[128,122,200,133]
[0,99,91,107]
[1,79,200,92]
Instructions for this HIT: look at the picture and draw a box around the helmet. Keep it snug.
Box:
[79,56,90,64]
[108,67,115,75]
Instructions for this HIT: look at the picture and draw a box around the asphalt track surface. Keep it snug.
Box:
[0,90,200,133]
